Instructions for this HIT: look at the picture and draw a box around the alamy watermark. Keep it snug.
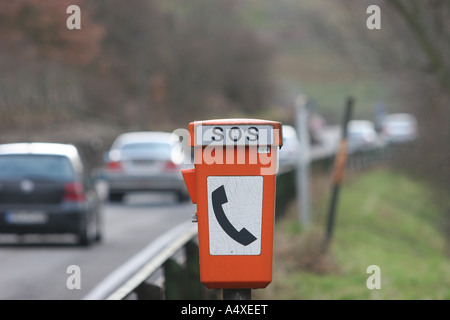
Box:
[65,263,382,292]
[65,4,381,31]
[366,265,381,290]
[66,5,81,30]
[366,5,381,30]
[66,265,81,290]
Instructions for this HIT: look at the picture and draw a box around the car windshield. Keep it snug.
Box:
[349,131,366,138]
[0,154,75,181]
[120,142,172,159]
[388,122,412,128]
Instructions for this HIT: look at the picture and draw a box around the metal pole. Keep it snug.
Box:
[323,97,354,251]
[223,289,251,300]
[295,95,311,227]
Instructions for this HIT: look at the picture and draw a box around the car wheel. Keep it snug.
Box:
[78,215,95,247]
[94,212,103,243]
[95,231,102,243]
[109,192,124,203]
[176,190,190,203]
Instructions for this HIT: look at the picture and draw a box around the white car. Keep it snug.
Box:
[347,120,380,153]
[104,131,189,202]
[279,125,301,170]
[382,113,418,143]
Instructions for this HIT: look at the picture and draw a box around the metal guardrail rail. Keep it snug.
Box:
[83,221,199,300]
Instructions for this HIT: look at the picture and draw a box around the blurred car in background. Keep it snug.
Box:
[309,113,326,145]
[381,113,418,144]
[0,143,102,246]
[103,131,189,203]
[347,120,380,153]
[279,125,301,170]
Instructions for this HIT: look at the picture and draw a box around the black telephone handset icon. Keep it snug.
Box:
[211,185,257,246]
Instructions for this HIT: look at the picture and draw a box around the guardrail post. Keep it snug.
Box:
[185,240,203,299]
[163,258,185,299]
[135,282,164,300]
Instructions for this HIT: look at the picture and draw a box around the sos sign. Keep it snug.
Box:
[195,124,274,146]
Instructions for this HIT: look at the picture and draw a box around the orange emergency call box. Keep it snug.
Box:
[181,119,283,289]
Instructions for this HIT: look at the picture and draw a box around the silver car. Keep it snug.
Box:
[104,131,189,202]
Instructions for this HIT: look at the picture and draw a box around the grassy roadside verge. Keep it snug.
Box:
[256,168,450,299]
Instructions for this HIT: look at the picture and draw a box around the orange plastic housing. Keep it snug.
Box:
[182,119,282,289]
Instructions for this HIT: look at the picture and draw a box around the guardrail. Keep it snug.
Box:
[83,221,204,300]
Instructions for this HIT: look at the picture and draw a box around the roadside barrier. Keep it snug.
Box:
[83,221,204,300]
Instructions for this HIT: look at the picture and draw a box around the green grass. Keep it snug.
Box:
[256,168,450,300]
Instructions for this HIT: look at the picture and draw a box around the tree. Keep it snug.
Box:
[87,0,274,127]
[387,0,450,91]
[0,0,104,132]
[327,0,450,222]
[0,0,274,133]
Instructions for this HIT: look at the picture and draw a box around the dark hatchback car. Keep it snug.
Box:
[0,143,102,246]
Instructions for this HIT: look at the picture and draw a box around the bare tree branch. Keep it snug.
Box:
[387,0,449,89]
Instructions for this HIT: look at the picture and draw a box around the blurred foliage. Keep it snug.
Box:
[0,0,103,65]
[0,0,274,132]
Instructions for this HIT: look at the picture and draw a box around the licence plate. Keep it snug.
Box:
[5,211,48,225]
[132,160,155,166]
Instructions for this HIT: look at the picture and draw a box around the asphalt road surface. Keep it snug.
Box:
[0,192,195,300]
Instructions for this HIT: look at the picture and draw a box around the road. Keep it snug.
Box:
[0,193,195,300]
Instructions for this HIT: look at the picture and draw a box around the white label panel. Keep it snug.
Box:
[207,176,263,255]
[196,125,273,146]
